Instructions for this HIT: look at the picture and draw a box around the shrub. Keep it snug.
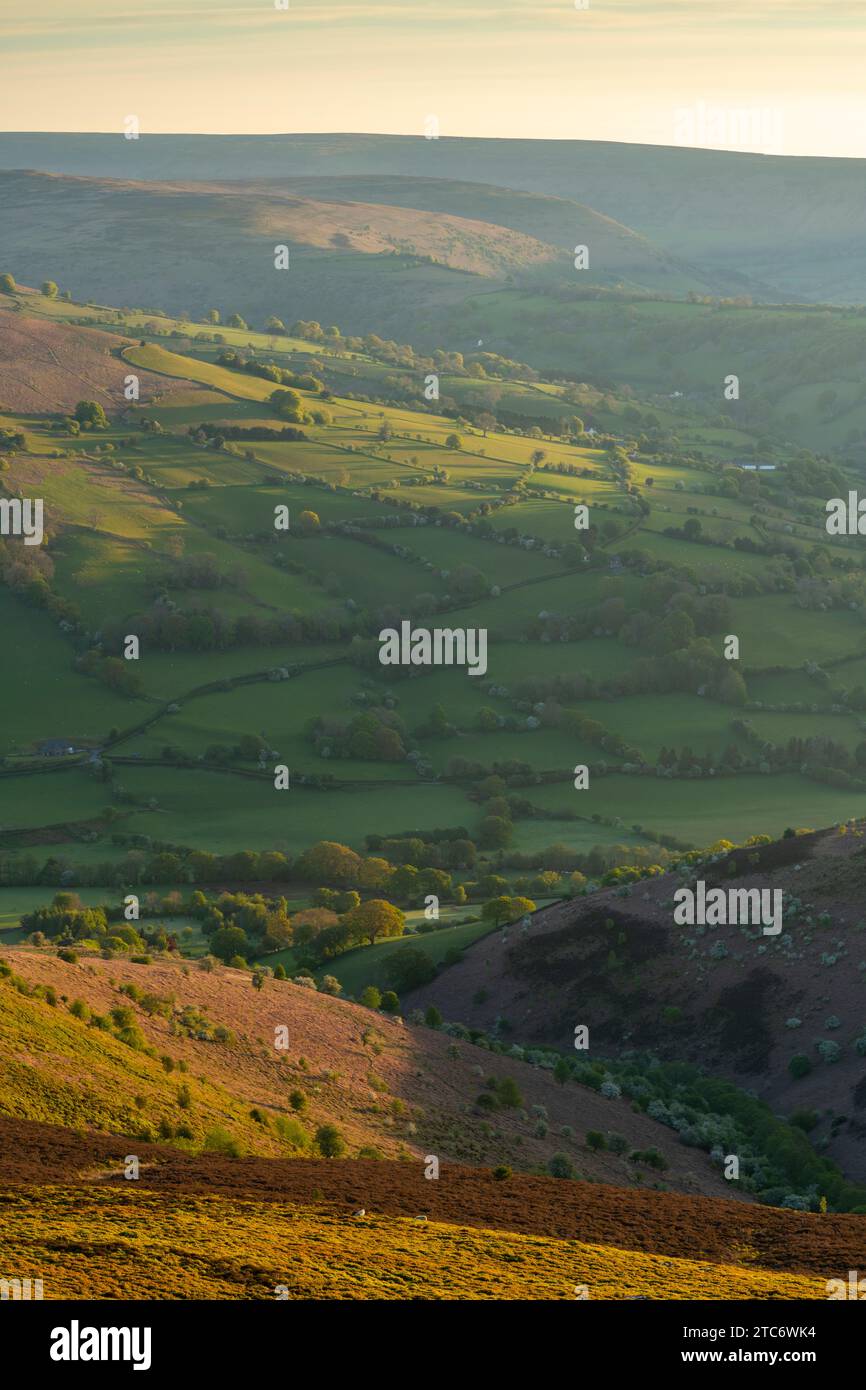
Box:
[289,1089,307,1112]
[384,946,436,992]
[359,985,382,1009]
[69,998,89,1021]
[380,990,400,1013]
[607,1133,628,1155]
[781,1194,809,1211]
[315,1124,347,1158]
[493,1165,512,1180]
[586,1130,607,1151]
[273,963,287,980]
[319,974,342,995]
[495,1076,523,1109]
[424,1005,443,1028]
[274,1115,310,1151]
[789,1054,812,1079]
[548,1152,575,1179]
[202,1126,243,1158]
[629,1147,668,1171]
[57,949,79,964]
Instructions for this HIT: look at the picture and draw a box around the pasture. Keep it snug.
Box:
[0,290,863,894]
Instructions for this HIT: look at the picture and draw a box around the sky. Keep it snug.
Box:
[1,0,865,156]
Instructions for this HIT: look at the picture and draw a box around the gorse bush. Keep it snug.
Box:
[202,1127,244,1158]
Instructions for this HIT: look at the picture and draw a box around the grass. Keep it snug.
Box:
[529,773,866,846]
[2,288,866,876]
[0,590,140,755]
[112,768,474,856]
[262,916,494,992]
[0,1185,827,1299]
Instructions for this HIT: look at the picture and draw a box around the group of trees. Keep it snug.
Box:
[19,892,167,954]
[95,599,351,655]
[190,421,307,444]
[75,648,144,698]
[216,350,323,395]
[307,709,408,763]
[179,887,408,966]
[730,719,866,788]
[74,400,109,430]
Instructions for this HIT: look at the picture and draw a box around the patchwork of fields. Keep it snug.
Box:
[0,287,863,884]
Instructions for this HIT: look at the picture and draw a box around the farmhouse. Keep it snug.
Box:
[37,738,78,757]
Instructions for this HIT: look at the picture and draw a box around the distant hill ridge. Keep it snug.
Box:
[3,133,866,302]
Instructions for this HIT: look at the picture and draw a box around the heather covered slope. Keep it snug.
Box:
[0,946,737,1197]
[408,823,866,1180]
[0,297,195,414]
[0,1116,856,1299]
[1,1184,827,1301]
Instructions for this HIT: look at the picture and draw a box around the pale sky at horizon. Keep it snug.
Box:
[1,0,865,158]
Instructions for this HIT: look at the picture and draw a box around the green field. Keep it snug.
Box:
[261,915,496,995]
[1,288,865,900]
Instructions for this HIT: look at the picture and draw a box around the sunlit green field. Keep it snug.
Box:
[1,290,864,889]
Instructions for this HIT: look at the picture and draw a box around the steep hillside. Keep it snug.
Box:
[0,298,196,413]
[0,947,738,1197]
[408,823,866,1181]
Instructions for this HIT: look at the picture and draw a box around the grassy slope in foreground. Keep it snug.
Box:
[3,1185,825,1300]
